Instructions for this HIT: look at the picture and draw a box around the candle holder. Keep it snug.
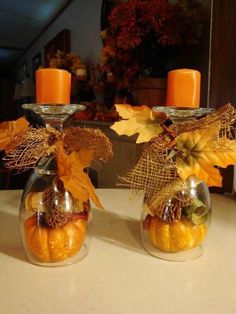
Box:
[153,106,215,122]
[0,62,113,266]
[19,103,94,266]
[138,107,215,261]
[110,103,236,262]
[22,103,85,130]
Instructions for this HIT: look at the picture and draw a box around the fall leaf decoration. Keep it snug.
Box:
[0,117,29,151]
[111,103,236,221]
[56,128,113,208]
[119,135,180,207]
[62,127,113,161]
[111,104,167,143]
[170,103,236,137]
[4,127,60,172]
[175,122,236,187]
[0,118,112,209]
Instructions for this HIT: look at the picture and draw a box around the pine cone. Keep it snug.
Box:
[42,178,66,212]
[45,209,71,228]
[159,199,182,223]
[42,186,54,211]
[159,192,193,223]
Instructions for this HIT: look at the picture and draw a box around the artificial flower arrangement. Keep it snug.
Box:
[48,50,82,72]
[98,0,207,93]
[0,117,113,264]
[111,103,236,257]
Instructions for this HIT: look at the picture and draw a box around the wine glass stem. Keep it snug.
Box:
[44,118,64,131]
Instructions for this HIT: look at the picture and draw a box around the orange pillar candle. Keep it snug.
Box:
[36,68,71,104]
[166,69,201,108]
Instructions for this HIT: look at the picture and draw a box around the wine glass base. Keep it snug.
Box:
[22,103,86,130]
[143,244,203,262]
[153,106,215,121]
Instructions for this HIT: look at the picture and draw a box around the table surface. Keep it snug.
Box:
[0,189,236,314]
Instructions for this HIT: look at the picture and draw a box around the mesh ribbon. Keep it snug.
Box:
[119,103,236,221]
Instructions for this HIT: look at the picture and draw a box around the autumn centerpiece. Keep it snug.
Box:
[111,103,236,261]
[0,117,113,265]
[98,0,207,101]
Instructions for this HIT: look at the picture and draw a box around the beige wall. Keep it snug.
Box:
[16,0,103,80]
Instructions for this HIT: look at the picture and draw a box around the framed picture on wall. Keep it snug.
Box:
[32,52,41,81]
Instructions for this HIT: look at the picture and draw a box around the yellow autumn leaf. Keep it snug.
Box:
[56,141,103,208]
[175,123,236,187]
[111,104,166,143]
[0,117,29,150]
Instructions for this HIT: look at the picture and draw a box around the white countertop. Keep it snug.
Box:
[0,189,236,314]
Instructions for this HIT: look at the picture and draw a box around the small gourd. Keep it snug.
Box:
[24,213,86,262]
[147,215,207,252]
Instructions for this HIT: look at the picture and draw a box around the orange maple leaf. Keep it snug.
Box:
[111,104,166,143]
[175,123,236,187]
[0,117,29,150]
[56,141,103,208]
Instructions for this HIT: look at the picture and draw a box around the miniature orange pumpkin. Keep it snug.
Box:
[148,216,207,252]
[24,214,86,262]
